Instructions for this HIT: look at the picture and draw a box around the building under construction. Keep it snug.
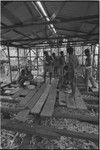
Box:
[0,1,99,149]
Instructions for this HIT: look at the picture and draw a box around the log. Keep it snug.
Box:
[1,119,98,143]
[53,108,98,124]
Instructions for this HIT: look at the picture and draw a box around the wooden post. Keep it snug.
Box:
[7,46,12,82]
[29,48,32,71]
[17,47,20,74]
[36,48,38,77]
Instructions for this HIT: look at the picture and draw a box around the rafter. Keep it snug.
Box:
[1,15,99,30]
[1,33,98,44]
[56,27,88,34]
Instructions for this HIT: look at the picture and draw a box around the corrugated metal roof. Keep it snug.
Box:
[1,1,99,48]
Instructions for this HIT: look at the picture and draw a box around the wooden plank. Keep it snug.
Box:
[66,93,76,109]
[54,107,99,124]
[28,83,47,109]
[19,85,40,107]
[59,91,66,106]
[20,88,31,96]
[1,119,98,143]
[75,87,87,110]
[31,83,51,114]
[41,79,58,117]
[12,88,24,98]
[10,87,20,95]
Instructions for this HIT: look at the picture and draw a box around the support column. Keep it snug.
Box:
[29,48,32,71]
[36,48,39,77]
[17,47,20,74]
[7,46,12,82]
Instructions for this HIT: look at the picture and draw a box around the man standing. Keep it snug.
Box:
[67,47,79,98]
[43,51,53,84]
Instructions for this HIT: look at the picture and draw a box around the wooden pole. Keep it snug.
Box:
[29,48,32,71]
[7,46,12,82]
[17,47,20,74]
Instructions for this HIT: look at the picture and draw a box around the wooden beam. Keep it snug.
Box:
[56,27,90,34]
[56,15,99,23]
[54,107,98,124]
[1,15,99,30]
[1,119,99,143]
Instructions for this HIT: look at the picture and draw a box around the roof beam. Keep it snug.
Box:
[56,27,88,34]
[56,15,99,23]
[1,33,98,44]
[1,15,99,30]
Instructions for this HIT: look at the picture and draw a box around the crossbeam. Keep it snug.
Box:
[1,15,99,30]
[1,33,98,44]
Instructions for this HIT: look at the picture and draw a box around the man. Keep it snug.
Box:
[17,69,27,88]
[43,51,53,84]
[84,48,96,92]
[52,53,58,77]
[67,47,79,98]
[58,51,65,87]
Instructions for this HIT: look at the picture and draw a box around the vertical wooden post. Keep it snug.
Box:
[36,48,38,77]
[82,46,84,66]
[29,48,32,71]
[7,46,12,82]
[17,47,20,74]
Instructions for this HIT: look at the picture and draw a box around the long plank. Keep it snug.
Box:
[75,87,87,110]
[28,83,47,109]
[54,107,98,124]
[2,119,98,143]
[20,88,31,96]
[66,93,76,109]
[31,84,51,114]
[19,85,40,107]
[41,79,58,117]
[31,79,54,114]
[12,88,24,98]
